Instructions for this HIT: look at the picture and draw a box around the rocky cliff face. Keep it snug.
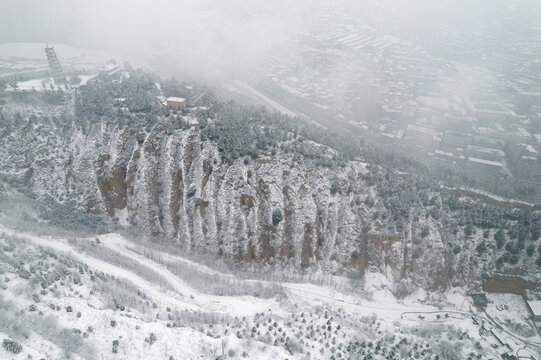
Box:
[0,109,454,291]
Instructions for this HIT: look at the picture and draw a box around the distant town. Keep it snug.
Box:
[1,4,541,197]
[225,3,541,187]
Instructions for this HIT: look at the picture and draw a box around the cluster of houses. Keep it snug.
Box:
[249,6,541,182]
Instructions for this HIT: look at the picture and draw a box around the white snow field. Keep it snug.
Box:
[0,225,540,359]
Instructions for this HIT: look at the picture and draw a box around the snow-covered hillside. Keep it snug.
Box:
[1,68,541,294]
[1,224,539,359]
[1,66,541,359]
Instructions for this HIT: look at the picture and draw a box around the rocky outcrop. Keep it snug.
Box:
[0,117,453,290]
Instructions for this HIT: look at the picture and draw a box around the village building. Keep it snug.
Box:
[166,97,187,111]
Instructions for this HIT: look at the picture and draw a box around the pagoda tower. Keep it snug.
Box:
[44,44,67,85]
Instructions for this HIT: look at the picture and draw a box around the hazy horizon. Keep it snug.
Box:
[2,0,541,81]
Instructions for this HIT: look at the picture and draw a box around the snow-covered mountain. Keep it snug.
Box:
[1,66,541,359]
[1,69,540,294]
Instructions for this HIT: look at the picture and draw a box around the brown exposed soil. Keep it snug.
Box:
[256,178,275,263]
[95,153,128,216]
[198,200,209,217]
[169,170,183,233]
[201,160,212,191]
[279,185,295,259]
[482,275,540,295]
[125,149,140,198]
[258,225,276,263]
[239,194,255,209]
[301,223,315,269]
